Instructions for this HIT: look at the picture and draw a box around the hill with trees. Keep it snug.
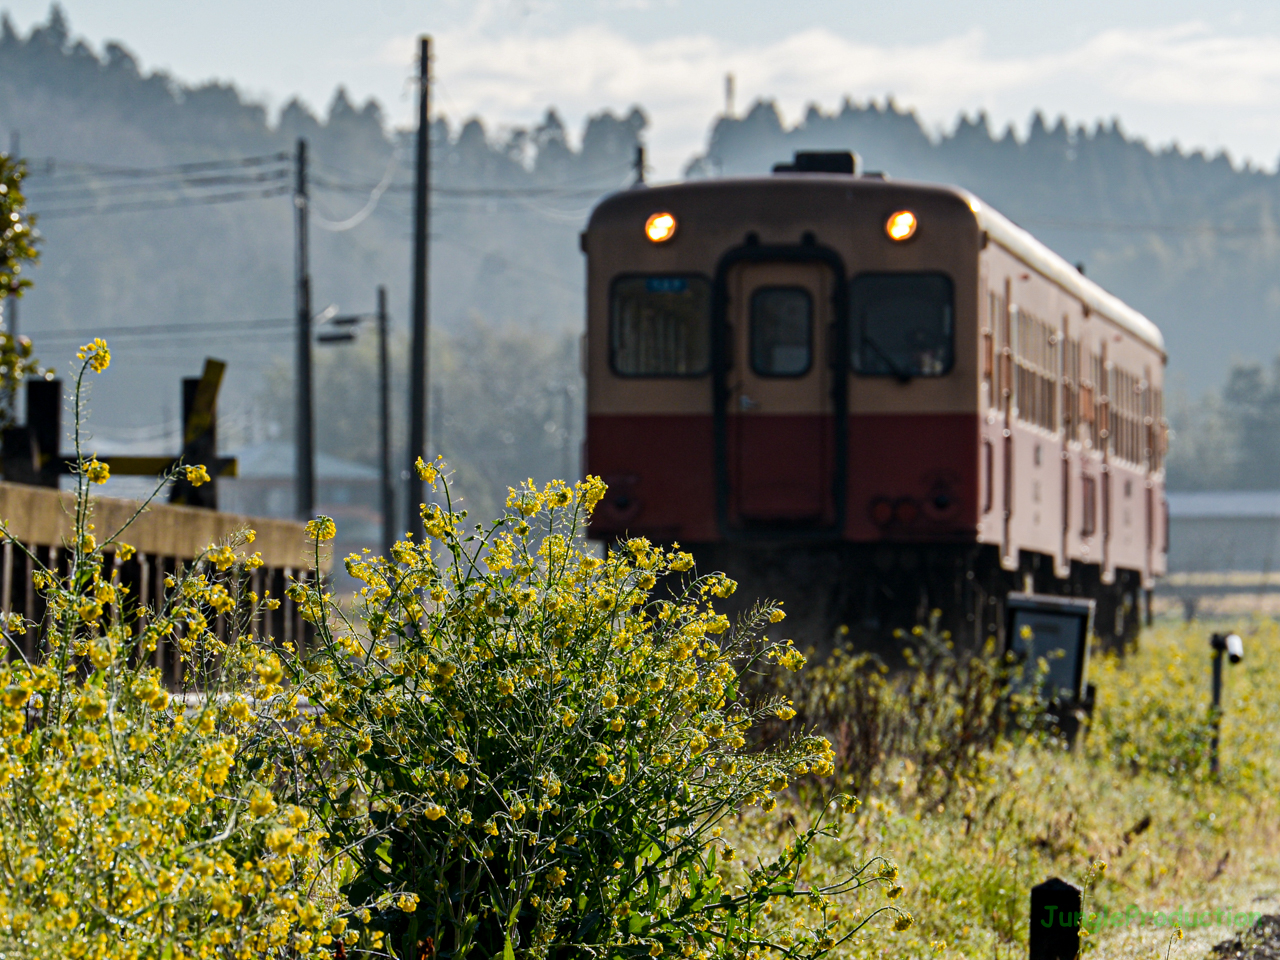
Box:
[1,5,1275,504]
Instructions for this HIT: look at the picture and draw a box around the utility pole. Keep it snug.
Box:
[378,286,394,558]
[407,35,431,540]
[6,130,17,338]
[633,144,645,186]
[562,384,573,481]
[294,138,315,521]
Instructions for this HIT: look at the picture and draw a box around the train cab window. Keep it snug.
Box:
[610,275,712,376]
[850,273,954,378]
[750,287,812,376]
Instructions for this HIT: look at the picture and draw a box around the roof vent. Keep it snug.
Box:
[772,150,859,175]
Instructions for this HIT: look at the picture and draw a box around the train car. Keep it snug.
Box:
[582,151,1167,651]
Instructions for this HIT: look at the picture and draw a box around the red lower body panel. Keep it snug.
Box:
[844,413,980,540]
[587,414,718,542]
[586,412,980,543]
[728,414,835,524]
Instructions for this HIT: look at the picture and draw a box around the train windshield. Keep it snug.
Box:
[610,275,711,376]
[850,273,954,378]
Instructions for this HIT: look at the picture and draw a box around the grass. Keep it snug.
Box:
[729,617,1280,960]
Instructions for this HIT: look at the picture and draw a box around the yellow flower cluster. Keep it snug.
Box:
[304,516,337,542]
[285,465,895,960]
[0,431,345,958]
[75,337,110,372]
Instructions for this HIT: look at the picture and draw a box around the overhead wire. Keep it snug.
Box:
[22,151,295,219]
[311,151,400,232]
[26,168,292,200]
[35,317,294,341]
[32,184,294,219]
[23,152,292,179]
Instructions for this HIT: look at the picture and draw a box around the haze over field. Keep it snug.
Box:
[3,5,1280,509]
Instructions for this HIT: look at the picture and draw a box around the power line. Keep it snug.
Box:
[311,176,615,199]
[34,317,294,340]
[33,184,292,219]
[24,152,292,179]
[26,168,291,199]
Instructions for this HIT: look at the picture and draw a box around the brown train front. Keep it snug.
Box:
[582,152,1167,652]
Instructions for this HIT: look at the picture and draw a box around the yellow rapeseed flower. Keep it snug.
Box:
[85,458,109,484]
[305,516,336,541]
[249,787,276,818]
[185,463,211,486]
[76,338,110,372]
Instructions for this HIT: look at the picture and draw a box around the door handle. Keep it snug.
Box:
[739,394,759,411]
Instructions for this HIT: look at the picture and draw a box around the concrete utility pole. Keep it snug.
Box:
[6,130,17,338]
[378,286,394,558]
[295,137,315,521]
[407,35,432,540]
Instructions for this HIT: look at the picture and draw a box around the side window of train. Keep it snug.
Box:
[750,287,813,376]
[609,275,712,376]
[849,273,955,378]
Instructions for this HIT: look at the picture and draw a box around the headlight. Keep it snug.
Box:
[885,210,917,242]
[645,211,677,243]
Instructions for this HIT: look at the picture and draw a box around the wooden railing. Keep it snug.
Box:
[0,482,329,686]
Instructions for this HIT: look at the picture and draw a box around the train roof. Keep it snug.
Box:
[591,176,1166,356]
[962,190,1165,356]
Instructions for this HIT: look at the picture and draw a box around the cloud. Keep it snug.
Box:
[383,19,1280,176]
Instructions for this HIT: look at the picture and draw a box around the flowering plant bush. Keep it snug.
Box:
[288,466,910,960]
[0,340,342,959]
[760,613,1047,801]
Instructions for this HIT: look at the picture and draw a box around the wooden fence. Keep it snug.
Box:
[0,482,329,686]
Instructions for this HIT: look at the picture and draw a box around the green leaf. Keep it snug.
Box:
[502,935,515,960]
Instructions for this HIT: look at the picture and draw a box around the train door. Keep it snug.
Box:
[720,259,840,528]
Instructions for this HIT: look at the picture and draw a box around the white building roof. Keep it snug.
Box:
[1167,491,1280,519]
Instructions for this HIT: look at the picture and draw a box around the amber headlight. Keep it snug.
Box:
[885,210,917,242]
[645,211,677,243]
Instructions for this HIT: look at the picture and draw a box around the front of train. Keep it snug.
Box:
[582,152,991,650]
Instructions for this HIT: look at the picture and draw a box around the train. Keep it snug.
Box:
[582,151,1167,652]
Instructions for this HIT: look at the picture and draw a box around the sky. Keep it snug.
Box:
[7,0,1280,178]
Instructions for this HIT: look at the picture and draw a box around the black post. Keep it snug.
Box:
[170,359,225,510]
[407,35,431,540]
[295,138,314,521]
[1029,877,1081,960]
[1211,642,1223,776]
[378,286,395,558]
[633,144,645,186]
